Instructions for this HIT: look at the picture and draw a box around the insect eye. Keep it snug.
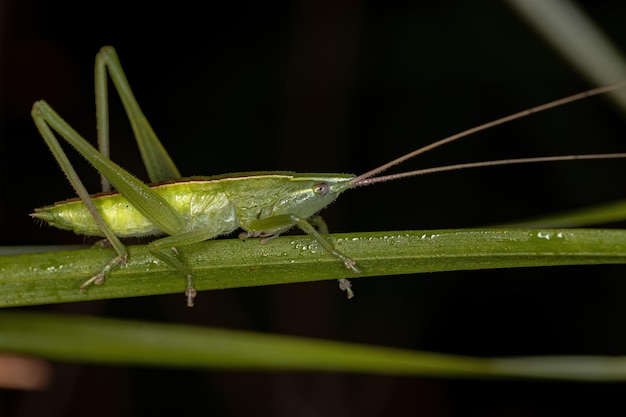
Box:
[313,182,330,196]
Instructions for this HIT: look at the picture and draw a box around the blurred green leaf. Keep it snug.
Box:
[2,311,626,381]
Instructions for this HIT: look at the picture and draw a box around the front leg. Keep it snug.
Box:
[248,214,357,298]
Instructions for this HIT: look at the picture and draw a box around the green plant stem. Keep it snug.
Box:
[1,228,626,307]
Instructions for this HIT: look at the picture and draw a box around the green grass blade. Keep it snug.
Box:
[1,228,626,307]
[505,199,626,228]
[1,311,626,381]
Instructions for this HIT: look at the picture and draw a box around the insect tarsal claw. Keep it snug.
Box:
[338,278,354,299]
[344,258,361,273]
[185,288,197,308]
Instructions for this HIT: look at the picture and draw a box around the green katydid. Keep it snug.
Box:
[30,46,626,307]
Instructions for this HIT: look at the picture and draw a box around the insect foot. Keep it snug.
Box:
[79,254,128,292]
[185,285,197,308]
[338,278,354,299]
[342,257,360,273]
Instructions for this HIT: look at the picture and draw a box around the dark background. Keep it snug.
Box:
[2,1,626,416]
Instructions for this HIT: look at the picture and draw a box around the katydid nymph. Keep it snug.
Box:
[30,46,626,307]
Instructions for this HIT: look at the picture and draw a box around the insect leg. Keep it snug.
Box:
[308,215,329,234]
[307,215,354,298]
[32,102,186,235]
[147,228,225,307]
[31,103,129,288]
[32,101,188,290]
[151,248,197,307]
[95,46,181,186]
[249,214,357,298]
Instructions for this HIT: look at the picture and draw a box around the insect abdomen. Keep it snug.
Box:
[32,180,238,238]
[32,193,163,237]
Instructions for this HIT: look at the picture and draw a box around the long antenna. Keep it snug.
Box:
[350,80,626,187]
[352,153,626,187]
